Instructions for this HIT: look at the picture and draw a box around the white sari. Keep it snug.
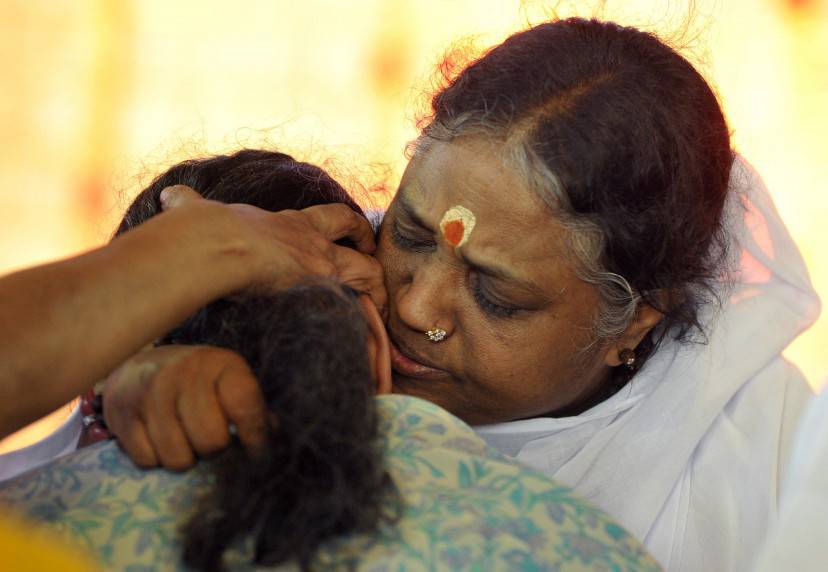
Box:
[475,157,821,572]
[753,384,828,572]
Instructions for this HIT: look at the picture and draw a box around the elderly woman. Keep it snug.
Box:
[2,17,817,572]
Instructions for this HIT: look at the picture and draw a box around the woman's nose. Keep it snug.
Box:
[395,263,455,337]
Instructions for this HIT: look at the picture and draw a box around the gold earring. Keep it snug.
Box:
[426,327,447,343]
[618,348,636,369]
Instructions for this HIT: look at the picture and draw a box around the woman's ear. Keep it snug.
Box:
[357,295,392,394]
[604,302,664,367]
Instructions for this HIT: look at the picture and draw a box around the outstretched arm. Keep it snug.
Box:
[0,196,254,438]
[0,186,383,439]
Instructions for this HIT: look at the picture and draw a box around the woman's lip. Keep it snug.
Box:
[390,340,446,380]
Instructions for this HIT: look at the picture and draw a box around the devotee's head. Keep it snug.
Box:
[377,17,734,423]
[116,149,363,236]
[116,148,392,393]
[166,282,394,571]
[116,149,395,570]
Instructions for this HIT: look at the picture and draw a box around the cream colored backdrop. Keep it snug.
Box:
[1,1,826,448]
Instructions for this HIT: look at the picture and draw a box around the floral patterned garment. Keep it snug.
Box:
[0,395,662,571]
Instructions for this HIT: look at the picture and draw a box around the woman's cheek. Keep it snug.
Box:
[374,236,397,280]
[378,243,413,290]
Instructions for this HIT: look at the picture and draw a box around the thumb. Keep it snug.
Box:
[160,185,202,210]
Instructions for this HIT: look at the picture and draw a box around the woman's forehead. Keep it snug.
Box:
[396,139,575,281]
[403,139,535,210]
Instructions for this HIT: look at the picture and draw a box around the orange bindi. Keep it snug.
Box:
[443,220,465,246]
[439,205,476,248]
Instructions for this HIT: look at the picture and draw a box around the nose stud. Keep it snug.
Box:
[425,327,447,343]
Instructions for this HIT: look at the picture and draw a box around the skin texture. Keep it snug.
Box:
[378,138,617,425]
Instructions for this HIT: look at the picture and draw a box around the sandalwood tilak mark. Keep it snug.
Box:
[439,205,476,248]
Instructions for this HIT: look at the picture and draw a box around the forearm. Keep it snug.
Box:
[0,206,255,438]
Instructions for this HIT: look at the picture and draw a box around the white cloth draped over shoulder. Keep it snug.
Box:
[753,383,828,572]
[475,157,821,572]
[0,404,82,481]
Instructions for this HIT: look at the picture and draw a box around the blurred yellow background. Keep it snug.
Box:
[0,0,826,448]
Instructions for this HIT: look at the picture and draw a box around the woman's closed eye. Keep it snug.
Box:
[390,220,436,252]
[392,218,526,319]
[470,273,523,319]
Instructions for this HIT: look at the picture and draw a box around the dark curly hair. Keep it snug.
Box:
[115,149,397,571]
[417,18,734,380]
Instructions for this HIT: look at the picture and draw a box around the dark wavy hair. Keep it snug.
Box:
[116,149,397,571]
[417,18,734,381]
[116,148,365,239]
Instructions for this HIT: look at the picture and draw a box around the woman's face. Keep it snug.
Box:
[375,138,614,425]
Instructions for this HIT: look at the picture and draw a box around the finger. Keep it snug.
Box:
[331,246,388,312]
[177,378,232,457]
[216,363,268,456]
[144,381,197,471]
[114,421,160,468]
[101,363,160,467]
[301,204,376,254]
[159,185,202,211]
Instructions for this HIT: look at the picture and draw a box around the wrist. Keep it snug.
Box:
[150,202,260,297]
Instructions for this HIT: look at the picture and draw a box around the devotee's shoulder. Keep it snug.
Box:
[0,439,208,570]
[0,395,663,571]
[367,394,663,571]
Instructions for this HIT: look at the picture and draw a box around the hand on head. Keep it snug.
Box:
[158,184,387,315]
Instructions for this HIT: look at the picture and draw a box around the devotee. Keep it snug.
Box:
[0,150,662,572]
[102,18,820,572]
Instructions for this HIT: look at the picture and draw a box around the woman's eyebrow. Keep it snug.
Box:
[459,250,548,298]
[396,190,435,232]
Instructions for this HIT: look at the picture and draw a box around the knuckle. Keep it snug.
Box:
[220,392,264,424]
[202,346,243,368]
[156,364,198,393]
[278,209,303,225]
[220,377,261,411]
[215,349,249,371]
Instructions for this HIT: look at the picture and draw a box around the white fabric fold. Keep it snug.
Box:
[753,383,828,572]
[475,156,821,571]
[0,403,82,482]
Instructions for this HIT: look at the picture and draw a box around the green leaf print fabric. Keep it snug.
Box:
[0,395,663,571]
